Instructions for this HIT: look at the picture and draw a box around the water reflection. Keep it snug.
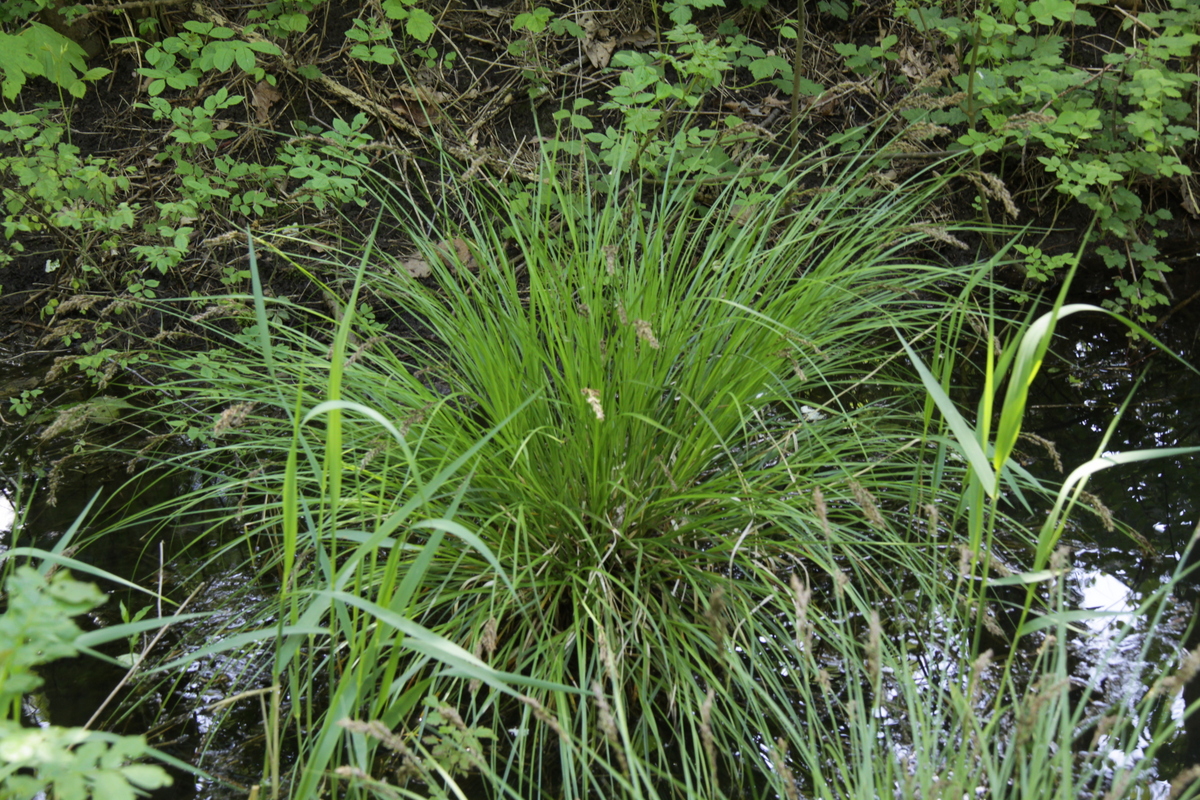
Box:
[1028,303,1200,794]
[1029,311,1199,554]
[0,491,14,541]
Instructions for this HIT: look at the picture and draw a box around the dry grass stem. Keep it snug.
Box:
[790,573,813,654]
[634,319,660,349]
[969,171,1020,219]
[910,222,969,250]
[602,245,617,275]
[923,502,940,536]
[849,480,886,529]
[699,688,718,792]
[1019,431,1063,473]
[1080,490,1115,532]
[967,649,993,706]
[592,681,629,776]
[519,696,569,743]
[865,610,882,684]
[813,487,832,539]
[833,570,850,600]
[705,586,729,653]
[770,738,800,800]
[1160,645,1200,696]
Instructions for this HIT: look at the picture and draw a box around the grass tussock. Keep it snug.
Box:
[57,148,1200,800]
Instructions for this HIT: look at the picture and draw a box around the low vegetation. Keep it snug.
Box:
[2,0,1200,798]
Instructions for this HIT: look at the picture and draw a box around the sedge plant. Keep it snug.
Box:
[100,141,1200,799]
[112,141,1036,799]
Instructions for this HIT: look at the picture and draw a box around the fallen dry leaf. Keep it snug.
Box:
[392,97,434,128]
[1182,189,1198,219]
[434,237,479,270]
[897,46,931,82]
[392,85,449,127]
[579,11,601,35]
[584,37,617,69]
[401,256,432,278]
[802,94,841,117]
[617,29,656,48]
[250,80,281,125]
[723,100,768,117]
[400,238,479,279]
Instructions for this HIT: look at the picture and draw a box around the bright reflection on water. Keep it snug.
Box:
[0,493,14,541]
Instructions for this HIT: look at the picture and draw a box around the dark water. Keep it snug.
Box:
[0,448,268,797]
[1023,299,1200,793]
[1027,308,1200,552]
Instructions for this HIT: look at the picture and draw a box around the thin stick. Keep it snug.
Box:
[84,581,206,731]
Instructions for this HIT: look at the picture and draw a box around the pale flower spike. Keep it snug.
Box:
[582,388,605,420]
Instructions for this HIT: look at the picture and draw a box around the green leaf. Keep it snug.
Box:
[514,7,553,33]
[381,0,413,20]
[988,569,1066,587]
[1028,0,1077,25]
[210,43,235,71]
[406,10,436,41]
[898,332,998,495]
[235,45,257,73]
[749,54,788,79]
[1017,609,1128,636]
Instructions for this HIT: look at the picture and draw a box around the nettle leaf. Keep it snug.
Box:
[0,567,105,699]
[1011,32,1065,66]
[1054,106,1102,134]
[0,35,39,100]
[1166,125,1200,145]
[668,4,693,24]
[18,23,91,94]
[1148,33,1200,58]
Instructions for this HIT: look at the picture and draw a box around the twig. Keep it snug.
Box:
[84,581,206,731]
[75,0,189,24]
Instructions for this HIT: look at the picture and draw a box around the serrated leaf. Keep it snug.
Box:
[120,764,173,790]
[749,54,788,79]
[406,9,436,41]
[90,771,138,800]
[381,0,410,20]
